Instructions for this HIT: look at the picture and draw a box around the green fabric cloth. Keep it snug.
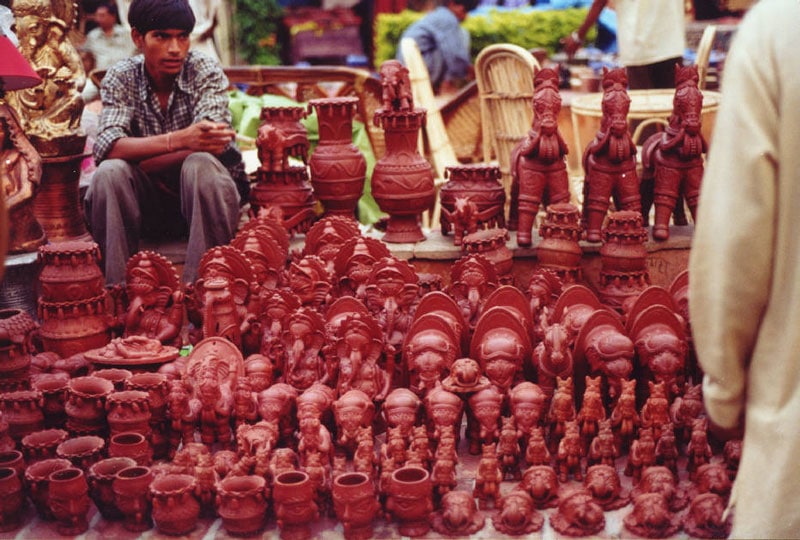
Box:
[228,90,385,225]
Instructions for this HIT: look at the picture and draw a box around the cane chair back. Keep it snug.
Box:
[695,24,717,90]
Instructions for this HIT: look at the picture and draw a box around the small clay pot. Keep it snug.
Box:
[88,456,137,520]
[217,474,268,536]
[0,466,24,532]
[65,376,114,435]
[108,431,152,466]
[273,470,318,540]
[0,449,25,477]
[150,473,200,536]
[56,435,106,471]
[124,372,168,420]
[0,389,44,441]
[92,368,133,391]
[113,465,154,531]
[48,467,90,535]
[32,374,69,427]
[106,390,151,436]
[24,457,72,520]
[22,428,69,463]
[332,472,379,540]
[386,466,433,537]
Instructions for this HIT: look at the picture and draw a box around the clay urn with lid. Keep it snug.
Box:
[87,456,137,520]
[113,465,154,531]
[150,473,201,536]
[47,467,90,535]
[536,202,584,283]
[273,470,319,540]
[216,474,269,536]
[332,471,380,540]
[24,457,72,520]
[0,466,24,532]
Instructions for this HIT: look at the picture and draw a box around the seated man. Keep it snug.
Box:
[84,0,248,285]
[396,0,478,94]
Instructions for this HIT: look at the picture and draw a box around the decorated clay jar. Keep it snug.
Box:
[38,293,111,358]
[56,435,105,471]
[150,473,201,536]
[536,202,583,283]
[47,467,90,535]
[217,474,268,536]
[0,308,38,390]
[21,428,68,463]
[108,431,153,466]
[32,373,69,428]
[24,457,72,520]
[113,465,154,531]
[65,375,114,435]
[273,470,319,540]
[386,466,433,537]
[0,466,24,531]
[87,456,137,520]
[332,472,380,540]
[37,241,104,302]
[0,389,44,441]
[106,390,151,436]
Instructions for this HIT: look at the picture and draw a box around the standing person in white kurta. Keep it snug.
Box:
[187,0,221,62]
[689,1,800,537]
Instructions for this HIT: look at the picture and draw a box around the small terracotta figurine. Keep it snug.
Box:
[655,423,680,478]
[473,443,502,510]
[492,489,544,535]
[584,463,629,511]
[425,387,463,443]
[633,466,688,512]
[333,313,389,401]
[550,488,605,537]
[670,382,704,444]
[692,463,732,501]
[510,382,547,442]
[577,375,606,445]
[610,378,640,450]
[547,376,576,450]
[379,60,413,111]
[525,426,552,467]
[556,420,584,482]
[281,308,329,392]
[403,314,459,397]
[364,256,419,354]
[628,303,688,396]
[623,492,682,538]
[448,254,498,329]
[497,416,522,480]
[588,418,618,467]
[641,381,671,441]
[470,306,531,393]
[467,386,503,455]
[683,492,732,539]
[510,67,572,247]
[382,388,421,440]
[532,323,572,399]
[432,490,486,536]
[332,389,374,453]
[574,309,635,402]
[625,427,657,482]
[520,465,560,509]
[431,452,458,500]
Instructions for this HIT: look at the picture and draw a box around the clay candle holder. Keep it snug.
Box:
[150,473,201,536]
[113,465,154,531]
[0,466,24,532]
[47,467,90,535]
[88,457,136,520]
[216,474,269,536]
[24,457,72,520]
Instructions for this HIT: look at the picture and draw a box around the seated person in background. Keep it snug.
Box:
[84,0,247,286]
[397,0,478,95]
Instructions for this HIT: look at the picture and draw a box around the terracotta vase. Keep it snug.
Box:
[598,210,651,309]
[372,108,435,243]
[108,432,152,466]
[536,202,583,283]
[38,293,111,359]
[106,390,151,436]
[65,375,113,436]
[308,97,367,218]
[22,428,69,463]
[0,308,38,391]
[92,368,133,391]
[439,164,506,241]
[48,467,91,535]
[33,150,92,243]
[150,473,201,536]
[250,166,317,236]
[216,474,268,536]
[386,466,433,537]
[332,472,379,540]
[37,241,104,302]
[32,374,69,428]
[113,465,154,532]
[0,449,24,478]
[273,470,319,540]
[0,466,24,532]
[0,390,44,442]
[56,435,105,471]
[87,456,137,520]
[24,457,72,520]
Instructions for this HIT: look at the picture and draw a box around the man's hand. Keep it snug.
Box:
[174,120,236,156]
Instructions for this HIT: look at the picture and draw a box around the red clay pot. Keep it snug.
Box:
[21,428,68,463]
[24,457,72,520]
[56,435,105,471]
[386,466,433,537]
[91,368,133,391]
[332,472,379,540]
[47,467,90,535]
[65,375,113,435]
[273,470,318,540]
[216,474,268,536]
[0,389,44,441]
[150,473,201,536]
[113,465,154,531]
[106,390,151,436]
[87,456,137,520]
[32,373,69,428]
[108,431,152,466]
[0,466,24,531]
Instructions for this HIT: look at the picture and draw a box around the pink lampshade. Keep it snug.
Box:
[0,34,42,93]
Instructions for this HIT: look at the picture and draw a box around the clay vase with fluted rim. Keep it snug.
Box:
[37,241,105,303]
[308,97,367,218]
[0,389,44,442]
[0,308,38,391]
[87,456,136,520]
[32,373,69,428]
[150,473,201,536]
[113,465,154,531]
[92,368,133,391]
[217,474,269,536]
[386,466,434,537]
[273,470,319,540]
[332,472,380,540]
[48,467,90,535]
[22,428,68,463]
[108,432,152,466]
[25,457,72,520]
[56,435,105,471]
[106,390,151,436]
[65,375,113,436]
[0,466,24,532]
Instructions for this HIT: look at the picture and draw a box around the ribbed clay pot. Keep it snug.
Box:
[37,293,111,358]
[108,432,152,466]
[56,435,105,471]
[273,470,318,540]
[65,375,113,435]
[113,465,154,531]
[24,457,72,520]
[106,390,151,436]
[22,428,69,463]
[386,466,433,537]
[92,368,133,392]
[332,472,379,540]
[48,467,90,535]
[88,456,136,520]
[150,473,200,536]
[32,374,69,428]
[0,389,44,441]
[217,474,268,536]
[0,466,24,531]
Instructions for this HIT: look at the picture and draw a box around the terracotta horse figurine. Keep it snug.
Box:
[581,67,640,242]
[510,67,571,247]
[640,65,708,240]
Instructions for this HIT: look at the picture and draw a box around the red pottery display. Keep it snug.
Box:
[439,164,506,244]
[0,389,44,441]
[598,210,651,310]
[21,428,68,463]
[47,467,90,535]
[536,202,584,283]
[56,435,105,471]
[273,470,319,540]
[65,375,113,435]
[216,474,269,536]
[150,473,201,536]
[32,373,69,428]
[113,465,154,531]
[308,97,367,218]
[108,431,153,466]
[106,390,151,436]
[386,466,433,537]
[0,308,38,390]
[0,466,24,532]
[24,457,72,520]
[37,241,104,302]
[332,472,380,540]
[87,456,137,520]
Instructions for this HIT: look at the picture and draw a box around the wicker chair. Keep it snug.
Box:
[695,24,717,90]
[474,43,540,222]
